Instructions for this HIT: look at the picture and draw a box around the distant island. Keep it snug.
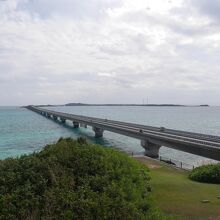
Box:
[29,103,210,107]
[65,103,210,107]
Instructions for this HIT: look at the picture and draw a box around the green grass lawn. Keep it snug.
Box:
[135,157,220,220]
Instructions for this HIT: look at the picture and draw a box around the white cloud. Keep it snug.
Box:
[0,0,220,105]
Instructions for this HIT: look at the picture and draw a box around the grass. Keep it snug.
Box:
[134,157,220,220]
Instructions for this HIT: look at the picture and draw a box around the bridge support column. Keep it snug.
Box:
[53,115,58,120]
[80,123,87,128]
[93,127,104,138]
[141,140,161,158]
[60,117,66,123]
[73,121,79,128]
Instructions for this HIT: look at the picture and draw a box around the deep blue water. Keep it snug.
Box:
[0,106,220,165]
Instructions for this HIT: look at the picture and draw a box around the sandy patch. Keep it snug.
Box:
[133,156,162,169]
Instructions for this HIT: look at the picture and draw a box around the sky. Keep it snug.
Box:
[1,0,220,105]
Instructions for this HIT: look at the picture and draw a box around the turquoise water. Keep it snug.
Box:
[1,106,220,165]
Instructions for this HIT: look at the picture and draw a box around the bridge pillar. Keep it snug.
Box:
[46,113,51,118]
[53,115,58,120]
[80,123,87,128]
[141,140,161,158]
[93,127,104,138]
[60,117,66,123]
[73,121,79,128]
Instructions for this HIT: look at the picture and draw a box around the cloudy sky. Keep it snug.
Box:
[1,0,220,105]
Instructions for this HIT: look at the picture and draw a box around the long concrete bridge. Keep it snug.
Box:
[26,105,220,161]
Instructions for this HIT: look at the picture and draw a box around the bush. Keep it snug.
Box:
[189,163,220,184]
[0,138,169,220]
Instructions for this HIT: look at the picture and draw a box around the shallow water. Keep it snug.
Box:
[0,106,219,165]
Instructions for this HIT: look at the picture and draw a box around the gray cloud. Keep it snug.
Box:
[190,0,220,22]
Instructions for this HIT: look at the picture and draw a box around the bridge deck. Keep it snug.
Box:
[26,105,220,161]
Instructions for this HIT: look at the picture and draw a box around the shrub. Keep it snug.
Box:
[0,138,169,220]
[189,163,220,184]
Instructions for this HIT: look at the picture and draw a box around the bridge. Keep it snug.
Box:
[26,105,220,161]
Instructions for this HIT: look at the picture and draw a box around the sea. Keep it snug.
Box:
[0,105,220,166]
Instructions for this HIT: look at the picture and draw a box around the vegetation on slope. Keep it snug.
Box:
[189,163,220,184]
[0,138,169,220]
